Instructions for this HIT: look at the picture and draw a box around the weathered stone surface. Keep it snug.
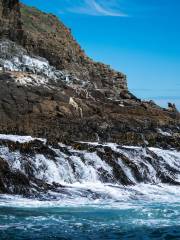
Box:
[0,68,179,149]
[0,0,127,95]
[0,156,30,194]
[0,0,22,41]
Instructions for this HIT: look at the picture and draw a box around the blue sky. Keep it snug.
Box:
[22,0,180,109]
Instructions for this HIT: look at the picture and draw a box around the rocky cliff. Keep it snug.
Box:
[0,1,127,93]
[0,0,179,148]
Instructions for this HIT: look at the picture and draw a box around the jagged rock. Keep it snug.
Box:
[168,102,177,112]
[0,156,30,194]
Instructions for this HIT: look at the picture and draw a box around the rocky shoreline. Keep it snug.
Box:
[0,0,179,196]
[0,134,179,196]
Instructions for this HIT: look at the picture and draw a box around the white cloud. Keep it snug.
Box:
[67,0,128,17]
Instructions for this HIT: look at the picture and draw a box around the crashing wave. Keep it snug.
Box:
[0,134,179,199]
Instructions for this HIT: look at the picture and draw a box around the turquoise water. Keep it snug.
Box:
[0,187,180,240]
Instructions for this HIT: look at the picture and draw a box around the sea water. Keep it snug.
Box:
[0,183,180,240]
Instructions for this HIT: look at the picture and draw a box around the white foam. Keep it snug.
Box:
[0,183,179,209]
[157,128,172,137]
[0,135,180,208]
[0,134,46,144]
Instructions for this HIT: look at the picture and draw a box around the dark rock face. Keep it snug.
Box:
[19,4,127,92]
[0,154,32,195]
[0,39,179,149]
[0,0,127,94]
[0,0,22,41]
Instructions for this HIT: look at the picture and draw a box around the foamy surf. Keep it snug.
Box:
[0,183,180,240]
[0,135,180,239]
[0,183,180,209]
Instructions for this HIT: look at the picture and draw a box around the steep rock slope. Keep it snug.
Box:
[0,0,127,94]
[0,0,179,148]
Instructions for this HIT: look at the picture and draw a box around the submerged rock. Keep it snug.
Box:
[0,156,30,195]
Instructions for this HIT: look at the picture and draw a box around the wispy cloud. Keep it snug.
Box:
[66,0,128,17]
